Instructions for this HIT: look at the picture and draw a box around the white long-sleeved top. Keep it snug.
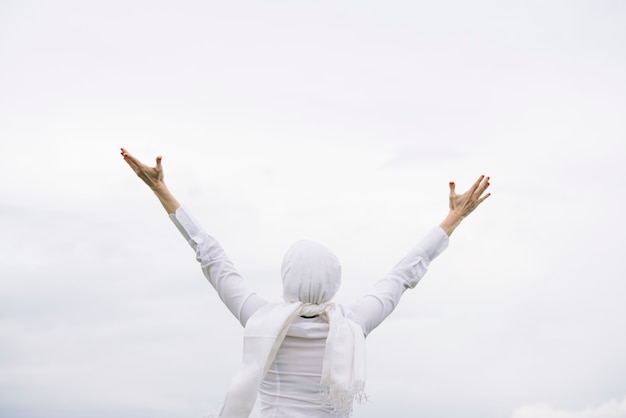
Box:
[169,206,449,417]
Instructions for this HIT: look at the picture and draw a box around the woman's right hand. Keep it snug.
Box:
[448,174,491,218]
[439,175,491,236]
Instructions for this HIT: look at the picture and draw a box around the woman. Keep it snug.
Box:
[120,147,490,418]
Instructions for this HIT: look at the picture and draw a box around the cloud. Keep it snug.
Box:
[511,397,626,418]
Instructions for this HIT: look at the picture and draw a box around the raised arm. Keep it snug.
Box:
[120,147,267,325]
[120,147,180,214]
[347,175,491,335]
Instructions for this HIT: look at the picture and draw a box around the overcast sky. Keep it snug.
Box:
[1,1,625,417]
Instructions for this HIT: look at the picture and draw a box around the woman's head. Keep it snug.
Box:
[281,240,341,304]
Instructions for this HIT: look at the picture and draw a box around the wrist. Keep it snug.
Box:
[150,182,168,194]
[151,182,180,214]
[447,210,465,222]
[439,210,464,237]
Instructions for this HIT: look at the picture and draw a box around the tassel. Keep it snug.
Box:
[322,382,368,416]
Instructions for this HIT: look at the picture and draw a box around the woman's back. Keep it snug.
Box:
[259,316,334,417]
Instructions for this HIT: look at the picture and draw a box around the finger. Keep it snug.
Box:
[468,175,489,199]
[122,150,138,167]
[121,149,143,167]
[121,148,131,162]
[477,176,490,194]
[121,147,134,161]
[469,175,485,194]
[449,181,456,196]
[477,192,491,205]
[120,149,144,174]
[156,155,163,170]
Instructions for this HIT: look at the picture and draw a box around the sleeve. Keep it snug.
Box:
[345,226,449,336]
[169,206,268,327]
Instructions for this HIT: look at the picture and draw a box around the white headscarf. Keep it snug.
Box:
[214,240,366,418]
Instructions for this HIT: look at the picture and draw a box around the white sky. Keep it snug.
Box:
[1,1,625,417]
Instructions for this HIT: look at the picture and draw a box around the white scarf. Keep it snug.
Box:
[214,240,366,417]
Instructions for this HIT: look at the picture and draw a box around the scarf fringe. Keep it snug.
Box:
[322,383,368,417]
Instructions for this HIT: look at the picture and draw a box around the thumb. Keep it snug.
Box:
[449,181,456,196]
